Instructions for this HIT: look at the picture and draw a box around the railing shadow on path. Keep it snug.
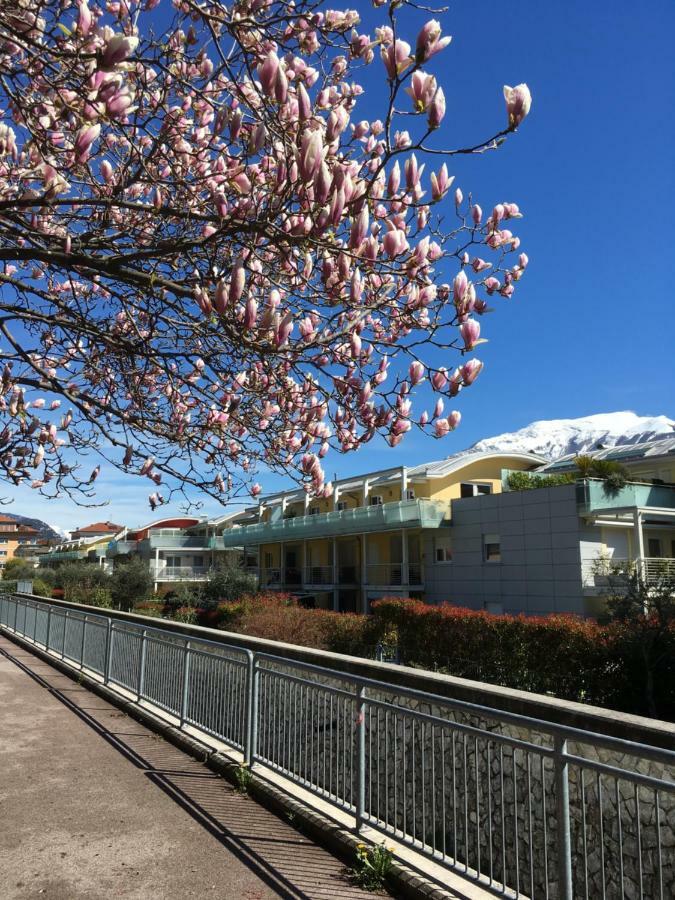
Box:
[0,642,386,900]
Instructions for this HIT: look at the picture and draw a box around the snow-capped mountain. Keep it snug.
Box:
[468,412,675,461]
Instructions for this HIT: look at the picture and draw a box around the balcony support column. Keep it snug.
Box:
[401,465,408,499]
[633,510,645,580]
[302,539,307,587]
[332,537,339,611]
[280,541,285,587]
[153,547,159,594]
[361,534,368,613]
[401,529,409,588]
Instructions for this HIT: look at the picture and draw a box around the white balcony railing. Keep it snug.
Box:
[150,566,210,582]
[582,557,675,589]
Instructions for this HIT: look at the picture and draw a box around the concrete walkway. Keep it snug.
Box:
[0,636,387,900]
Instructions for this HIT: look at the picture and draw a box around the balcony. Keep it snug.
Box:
[145,535,212,551]
[582,556,675,590]
[578,478,675,514]
[107,540,137,556]
[259,564,424,588]
[366,563,423,586]
[214,498,448,548]
[150,565,210,582]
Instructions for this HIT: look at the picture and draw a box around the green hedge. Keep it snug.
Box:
[135,593,675,722]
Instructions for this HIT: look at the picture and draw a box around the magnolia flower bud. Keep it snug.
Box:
[428,88,446,129]
[503,84,532,128]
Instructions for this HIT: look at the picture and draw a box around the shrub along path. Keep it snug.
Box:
[0,636,386,900]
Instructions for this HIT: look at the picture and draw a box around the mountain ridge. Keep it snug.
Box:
[467,411,675,461]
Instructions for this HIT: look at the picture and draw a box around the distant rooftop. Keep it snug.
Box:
[71,521,123,534]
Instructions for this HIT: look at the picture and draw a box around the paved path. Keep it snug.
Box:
[0,636,386,900]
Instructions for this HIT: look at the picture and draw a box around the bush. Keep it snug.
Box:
[2,558,36,581]
[58,562,110,605]
[506,471,576,491]
[202,566,258,604]
[110,559,152,611]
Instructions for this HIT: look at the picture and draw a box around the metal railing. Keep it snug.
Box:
[2,592,674,900]
[149,565,210,582]
[582,556,675,589]
[365,563,424,585]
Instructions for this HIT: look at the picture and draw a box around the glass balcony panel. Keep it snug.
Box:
[578,479,675,512]
[215,498,448,548]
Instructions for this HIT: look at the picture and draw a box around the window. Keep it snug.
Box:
[483,534,501,562]
[647,538,662,558]
[461,482,492,498]
[434,535,452,563]
[308,506,321,516]
[405,488,415,500]
[165,555,181,568]
[369,495,383,506]
[0,551,7,557]
[336,500,348,512]
[264,551,273,568]
[193,555,204,567]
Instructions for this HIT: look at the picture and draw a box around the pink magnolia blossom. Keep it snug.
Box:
[503,84,532,128]
[381,40,412,79]
[101,34,139,70]
[0,1,530,506]
[428,88,446,129]
[415,20,452,63]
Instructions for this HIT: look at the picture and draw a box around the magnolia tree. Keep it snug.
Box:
[0,0,531,509]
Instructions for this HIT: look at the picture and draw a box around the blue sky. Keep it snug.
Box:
[4,0,674,533]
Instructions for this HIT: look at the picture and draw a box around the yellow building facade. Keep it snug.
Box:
[214,451,546,612]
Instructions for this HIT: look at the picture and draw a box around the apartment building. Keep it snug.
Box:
[0,515,41,570]
[212,451,546,612]
[428,438,675,616]
[107,514,244,592]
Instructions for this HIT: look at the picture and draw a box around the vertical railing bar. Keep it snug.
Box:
[137,628,148,701]
[475,736,481,877]
[598,773,606,900]
[355,685,367,831]
[441,727,447,860]
[463,734,469,872]
[431,724,436,855]
[634,784,643,900]
[554,736,572,900]
[541,754,548,900]
[615,778,624,895]
[513,747,519,896]
[80,614,87,669]
[527,751,534,900]
[180,640,191,727]
[487,741,493,886]
[655,790,663,900]
[581,767,588,900]
[452,731,458,868]
[104,618,113,685]
[245,653,258,767]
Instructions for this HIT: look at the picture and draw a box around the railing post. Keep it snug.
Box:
[13,596,18,632]
[245,653,259,768]
[180,640,191,727]
[80,615,87,669]
[46,605,52,650]
[104,618,113,685]
[137,629,148,701]
[356,684,367,831]
[62,609,69,659]
[554,735,573,900]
